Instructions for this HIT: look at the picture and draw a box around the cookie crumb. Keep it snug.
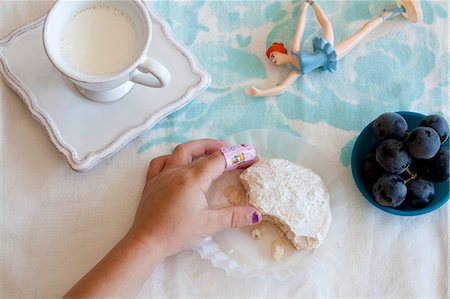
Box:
[224,185,235,197]
[271,239,286,260]
[251,227,262,239]
[224,185,244,205]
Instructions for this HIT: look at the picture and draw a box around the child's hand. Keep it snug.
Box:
[64,140,260,297]
[126,139,261,259]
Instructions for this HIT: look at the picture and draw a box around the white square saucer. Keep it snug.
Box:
[0,4,210,171]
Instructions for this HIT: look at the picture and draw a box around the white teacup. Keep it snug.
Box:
[43,0,171,102]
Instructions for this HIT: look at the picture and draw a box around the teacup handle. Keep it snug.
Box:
[131,56,171,88]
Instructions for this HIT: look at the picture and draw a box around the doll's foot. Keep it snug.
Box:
[397,0,423,23]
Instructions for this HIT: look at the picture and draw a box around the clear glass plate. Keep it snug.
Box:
[194,129,345,280]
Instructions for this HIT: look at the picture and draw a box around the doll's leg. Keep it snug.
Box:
[334,3,415,60]
[334,7,404,61]
[291,2,310,53]
[309,1,334,44]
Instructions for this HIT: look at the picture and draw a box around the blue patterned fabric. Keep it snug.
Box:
[141,1,448,168]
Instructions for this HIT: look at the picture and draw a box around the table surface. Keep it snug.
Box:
[1,1,448,298]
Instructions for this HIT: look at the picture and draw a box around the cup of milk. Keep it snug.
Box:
[43,0,171,102]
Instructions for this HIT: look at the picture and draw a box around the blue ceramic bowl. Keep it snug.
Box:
[351,111,449,216]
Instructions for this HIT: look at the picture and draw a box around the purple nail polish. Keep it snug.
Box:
[251,211,261,224]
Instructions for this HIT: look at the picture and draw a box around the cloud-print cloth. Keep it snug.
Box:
[1,1,448,298]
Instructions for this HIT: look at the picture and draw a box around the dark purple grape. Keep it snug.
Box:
[375,139,411,174]
[373,112,408,141]
[360,153,385,187]
[416,147,449,182]
[406,178,435,208]
[419,114,449,143]
[405,127,440,159]
[372,174,407,207]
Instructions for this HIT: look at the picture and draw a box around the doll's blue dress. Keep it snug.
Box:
[292,37,338,75]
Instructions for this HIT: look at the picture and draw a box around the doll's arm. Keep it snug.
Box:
[245,70,301,97]
[291,2,309,54]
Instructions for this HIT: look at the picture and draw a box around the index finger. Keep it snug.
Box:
[191,151,227,192]
[192,144,257,192]
[165,139,226,168]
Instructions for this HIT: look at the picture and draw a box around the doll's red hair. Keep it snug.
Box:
[266,42,288,58]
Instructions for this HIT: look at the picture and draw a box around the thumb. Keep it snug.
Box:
[205,206,262,235]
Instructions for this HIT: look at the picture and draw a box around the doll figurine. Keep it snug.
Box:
[245,0,422,97]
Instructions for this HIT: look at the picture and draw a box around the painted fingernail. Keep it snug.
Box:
[251,210,262,224]
[221,144,256,171]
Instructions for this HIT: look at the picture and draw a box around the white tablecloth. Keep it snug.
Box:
[1,1,448,298]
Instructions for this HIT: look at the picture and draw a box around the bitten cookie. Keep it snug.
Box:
[240,159,331,250]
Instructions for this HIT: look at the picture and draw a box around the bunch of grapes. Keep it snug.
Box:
[361,112,449,208]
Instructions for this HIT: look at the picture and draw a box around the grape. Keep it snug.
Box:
[405,127,441,159]
[405,178,435,208]
[419,114,449,142]
[373,112,408,141]
[372,174,407,207]
[375,139,411,174]
[416,147,449,182]
[360,153,384,187]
